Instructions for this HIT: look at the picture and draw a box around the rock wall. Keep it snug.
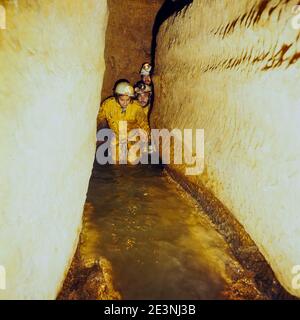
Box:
[152,0,300,297]
[0,0,107,299]
[101,0,163,100]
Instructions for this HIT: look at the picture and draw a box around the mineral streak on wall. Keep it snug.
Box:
[0,0,107,299]
[151,0,300,297]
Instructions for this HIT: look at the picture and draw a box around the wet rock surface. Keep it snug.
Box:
[58,245,121,300]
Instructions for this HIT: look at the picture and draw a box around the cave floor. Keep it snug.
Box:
[59,163,266,300]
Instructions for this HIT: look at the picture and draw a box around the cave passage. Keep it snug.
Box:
[59,0,268,300]
[2,0,299,301]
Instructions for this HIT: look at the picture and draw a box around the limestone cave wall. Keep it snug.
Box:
[151,0,300,297]
[0,0,108,299]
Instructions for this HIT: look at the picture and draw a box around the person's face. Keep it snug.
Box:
[142,75,152,86]
[137,92,151,107]
[118,95,131,109]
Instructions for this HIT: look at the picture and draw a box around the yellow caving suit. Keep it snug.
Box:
[97,97,150,163]
[142,105,150,118]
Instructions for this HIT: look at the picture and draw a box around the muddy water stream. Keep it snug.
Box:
[79,163,259,300]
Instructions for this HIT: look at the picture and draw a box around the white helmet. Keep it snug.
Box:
[140,63,152,76]
[115,81,135,97]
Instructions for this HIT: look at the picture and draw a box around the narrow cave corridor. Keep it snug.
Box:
[58,0,293,300]
[57,1,268,300]
[1,0,300,301]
